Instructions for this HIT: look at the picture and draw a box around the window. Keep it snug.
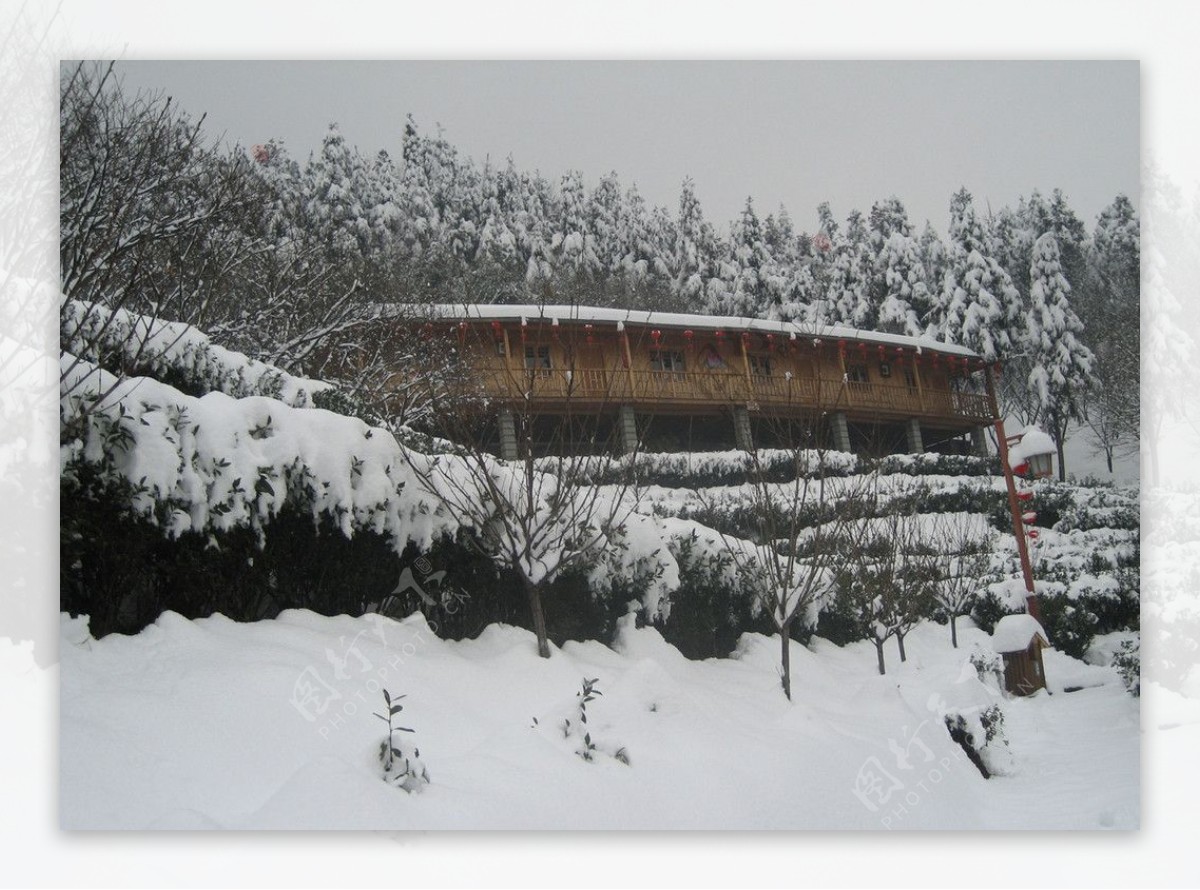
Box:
[650,350,685,373]
[494,340,507,357]
[749,354,773,377]
[524,345,551,370]
[847,363,869,384]
[878,361,892,379]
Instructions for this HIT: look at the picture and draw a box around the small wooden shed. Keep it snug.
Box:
[991,614,1050,696]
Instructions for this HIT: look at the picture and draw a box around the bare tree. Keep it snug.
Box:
[920,513,996,648]
[400,319,646,659]
[697,403,876,700]
[833,508,934,675]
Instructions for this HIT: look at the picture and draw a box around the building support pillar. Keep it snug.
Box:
[971,425,989,458]
[904,418,924,454]
[498,408,518,461]
[733,405,754,452]
[618,404,639,454]
[831,412,852,453]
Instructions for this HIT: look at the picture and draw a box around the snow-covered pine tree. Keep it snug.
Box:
[475,160,521,272]
[303,123,373,259]
[588,171,625,279]
[868,197,928,336]
[551,169,602,293]
[672,177,718,311]
[1024,232,1096,480]
[917,221,947,324]
[713,197,773,318]
[934,189,1022,361]
[1084,194,1140,471]
[824,209,873,328]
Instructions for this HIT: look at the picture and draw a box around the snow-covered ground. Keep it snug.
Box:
[59,609,1137,830]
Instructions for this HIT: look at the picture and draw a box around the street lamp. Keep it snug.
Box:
[982,366,1055,621]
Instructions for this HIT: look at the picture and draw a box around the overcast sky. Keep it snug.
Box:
[113,60,1138,234]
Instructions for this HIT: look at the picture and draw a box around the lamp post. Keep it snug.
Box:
[984,366,1055,620]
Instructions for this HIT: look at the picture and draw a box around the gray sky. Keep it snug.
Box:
[113,60,1139,234]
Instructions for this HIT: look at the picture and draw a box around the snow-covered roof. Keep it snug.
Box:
[991,614,1050,653]
[1009,426,1056,463]
[382,303,981,360]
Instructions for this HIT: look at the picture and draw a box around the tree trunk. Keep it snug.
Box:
[521,575,551,659]
[875,639,886,675]
[780,622,792,701]
[896,630,907,662]
[950,613,959,649]
[1057,437,1067,482]
[1105,447,1114,474]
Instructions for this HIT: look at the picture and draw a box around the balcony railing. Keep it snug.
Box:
[471,364,994,423]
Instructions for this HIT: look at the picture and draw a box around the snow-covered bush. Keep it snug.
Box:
[655,528,765,659]
[61,299,333,409]
[1112,638,1140,697]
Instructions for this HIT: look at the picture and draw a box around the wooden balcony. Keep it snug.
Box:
[472,364,995,425]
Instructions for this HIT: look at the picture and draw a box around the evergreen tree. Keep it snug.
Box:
[673,178,719,311]
[868,197,927,336]
[715,196,775,318]
[1024,232,1096,480]
[934,189,1021,361]
[303,123,372,258]
[824,209,872,327]
[1084,194,1140,471]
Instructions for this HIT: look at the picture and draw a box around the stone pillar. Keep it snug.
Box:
[618,404,639,454]
[831,412,852,453]
[971,425,989,457]
[733,405,754,452]
[904,418,924,454]
[498,408,518,461]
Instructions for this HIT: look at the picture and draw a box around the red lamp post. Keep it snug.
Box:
[984,365,1055,620]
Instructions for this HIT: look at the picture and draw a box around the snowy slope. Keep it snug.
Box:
[59,611,1137,830]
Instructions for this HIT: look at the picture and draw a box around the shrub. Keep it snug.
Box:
[374,688,430,792]
[1112,639,1140,697]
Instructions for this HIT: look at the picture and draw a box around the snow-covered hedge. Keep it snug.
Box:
[61,299,333,408]
[534,449,995,490]
[61,352,451,548]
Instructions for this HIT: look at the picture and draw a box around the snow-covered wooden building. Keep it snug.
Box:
[396,304,999,458]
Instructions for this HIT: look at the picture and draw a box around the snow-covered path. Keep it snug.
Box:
[59,611,1138,830]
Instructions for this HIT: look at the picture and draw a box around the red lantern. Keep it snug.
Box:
[457,320,467,343]
[715,330,725,342]
[651,329,662,346]
[741,332,751,347]
[877,345,886,360]
[1017,489,1034,502]
[684,329,695,345]
[766,333,776,352]
[1027,529,1040,541]
[1022,511,1037,524]
[1013,462,1029,476]
[491,320,503,340]
[585,323,595,344]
